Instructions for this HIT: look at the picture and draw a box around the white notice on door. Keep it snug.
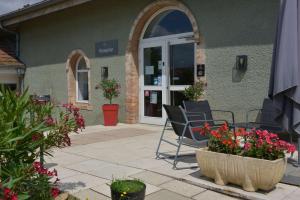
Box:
[145,66,154,75]
[150,91,158,104]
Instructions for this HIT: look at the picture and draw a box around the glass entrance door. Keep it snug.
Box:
[168,40,195,107]
[139,37,195,125]
[139,41,167,124]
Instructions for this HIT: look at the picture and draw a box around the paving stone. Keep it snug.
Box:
[160,180,206,197]
[58,174,109,194]
[66,159,111,173]
[130,171,173,186]
[284,188,300,200]
[145,189,191,200]
[192,190,238,200]
[87,164,143,180]
[73,189,109,200]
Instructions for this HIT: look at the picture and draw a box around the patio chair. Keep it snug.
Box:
[183,100,235,130]
[246,98,291,140]
[155,104,227,169]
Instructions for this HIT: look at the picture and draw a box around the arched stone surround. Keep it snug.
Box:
[66,49,92,110]
[125,0,205,123]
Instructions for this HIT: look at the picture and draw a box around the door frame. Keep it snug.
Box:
[139,32,195,125]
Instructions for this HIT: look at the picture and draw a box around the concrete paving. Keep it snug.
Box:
[45,123,299,200]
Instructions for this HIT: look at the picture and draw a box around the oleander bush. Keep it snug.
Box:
[0,88,85,200]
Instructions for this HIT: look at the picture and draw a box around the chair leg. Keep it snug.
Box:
[173,136,184,169]
[173,125,188,169]
[156,119,168,159]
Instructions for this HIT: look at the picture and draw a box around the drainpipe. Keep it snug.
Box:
[0,22,23,93]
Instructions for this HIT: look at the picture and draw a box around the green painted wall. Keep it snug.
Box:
[20,0,279,125]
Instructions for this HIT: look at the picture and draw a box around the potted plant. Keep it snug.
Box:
[195,123,296,192]
[98,79,121,126]
[182,81,205,101]
[110,179,146,200]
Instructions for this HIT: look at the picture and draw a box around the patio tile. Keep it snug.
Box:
[48,166,82,179]
[58,174,109,194]
[266,183,298,200]
[160,180,206,197]
[73,189,109,200]
[145,189,191,200]
[65,159,111,173]
[123,157,170,170]
[92,182,161,197]
[87,164,143,180]
[192,190,238,200]
[284,188,300,200]
[130,171,173,186]
[45,152,90,166]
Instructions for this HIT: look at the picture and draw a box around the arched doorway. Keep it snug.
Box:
[125,1,204,124]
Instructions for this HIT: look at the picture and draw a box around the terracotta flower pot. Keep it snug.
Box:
[196,148,287,192]
[102,104,119,126]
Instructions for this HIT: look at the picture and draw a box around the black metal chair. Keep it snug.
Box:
[183,100,235,130]
[156,104,227,169]
[246,98,291,140]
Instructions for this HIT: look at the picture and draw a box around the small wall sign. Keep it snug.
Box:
[95,40,118,57]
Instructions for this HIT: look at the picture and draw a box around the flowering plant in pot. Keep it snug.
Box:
[110,179,146,200]
[98,79,121,126]
[195,123,296,192]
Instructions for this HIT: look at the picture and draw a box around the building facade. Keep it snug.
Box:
[0,0,280,125]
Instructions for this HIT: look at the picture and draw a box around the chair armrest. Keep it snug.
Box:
[211,110,235,124]
[246,108,262,124]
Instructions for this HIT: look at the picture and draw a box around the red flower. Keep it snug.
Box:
[51,187,60,198]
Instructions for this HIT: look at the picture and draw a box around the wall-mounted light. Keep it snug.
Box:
[236,55,248,71]
[101,66,108,80]
[16,67,26,77]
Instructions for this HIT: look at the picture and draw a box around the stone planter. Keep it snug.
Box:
[195,148,287,192]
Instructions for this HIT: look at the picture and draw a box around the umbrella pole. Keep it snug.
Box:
[298,137,300,166]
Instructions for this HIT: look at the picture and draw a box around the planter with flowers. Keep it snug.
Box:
[196,123,295,192]
[98,79,121,126]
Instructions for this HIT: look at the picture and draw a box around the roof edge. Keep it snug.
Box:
[0,0,93,27]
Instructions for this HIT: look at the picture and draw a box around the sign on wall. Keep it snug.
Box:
[95,40,118,57]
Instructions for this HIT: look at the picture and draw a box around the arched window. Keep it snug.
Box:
[76,56,89,102]
[143,10,193,38]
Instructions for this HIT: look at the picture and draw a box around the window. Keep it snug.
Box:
[76,56,89,102]
[143,10,193,39]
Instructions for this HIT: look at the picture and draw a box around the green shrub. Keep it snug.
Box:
[182,81,205,101]
[0,88,85,200]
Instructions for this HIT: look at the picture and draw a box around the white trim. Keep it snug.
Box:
[75,55,90,103]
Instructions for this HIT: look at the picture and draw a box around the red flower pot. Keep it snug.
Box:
[102,104,119,126]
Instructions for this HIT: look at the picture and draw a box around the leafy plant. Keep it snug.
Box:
[98,79,120,104]
[199,123,296,160]
[0,87,85,200]
[182,81,204,101]
[111,179,144,193]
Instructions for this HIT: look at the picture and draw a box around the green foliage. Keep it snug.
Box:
[182,81,204,101]
[111,179,145,193]
[0,87,85,199]
[98,79,120,104]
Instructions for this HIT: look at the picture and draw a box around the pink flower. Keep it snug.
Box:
[244,142,251,151]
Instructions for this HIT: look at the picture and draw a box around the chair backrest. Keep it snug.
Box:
[163,104,193,139]
[260,98,283,132]
[183,100,214,125]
